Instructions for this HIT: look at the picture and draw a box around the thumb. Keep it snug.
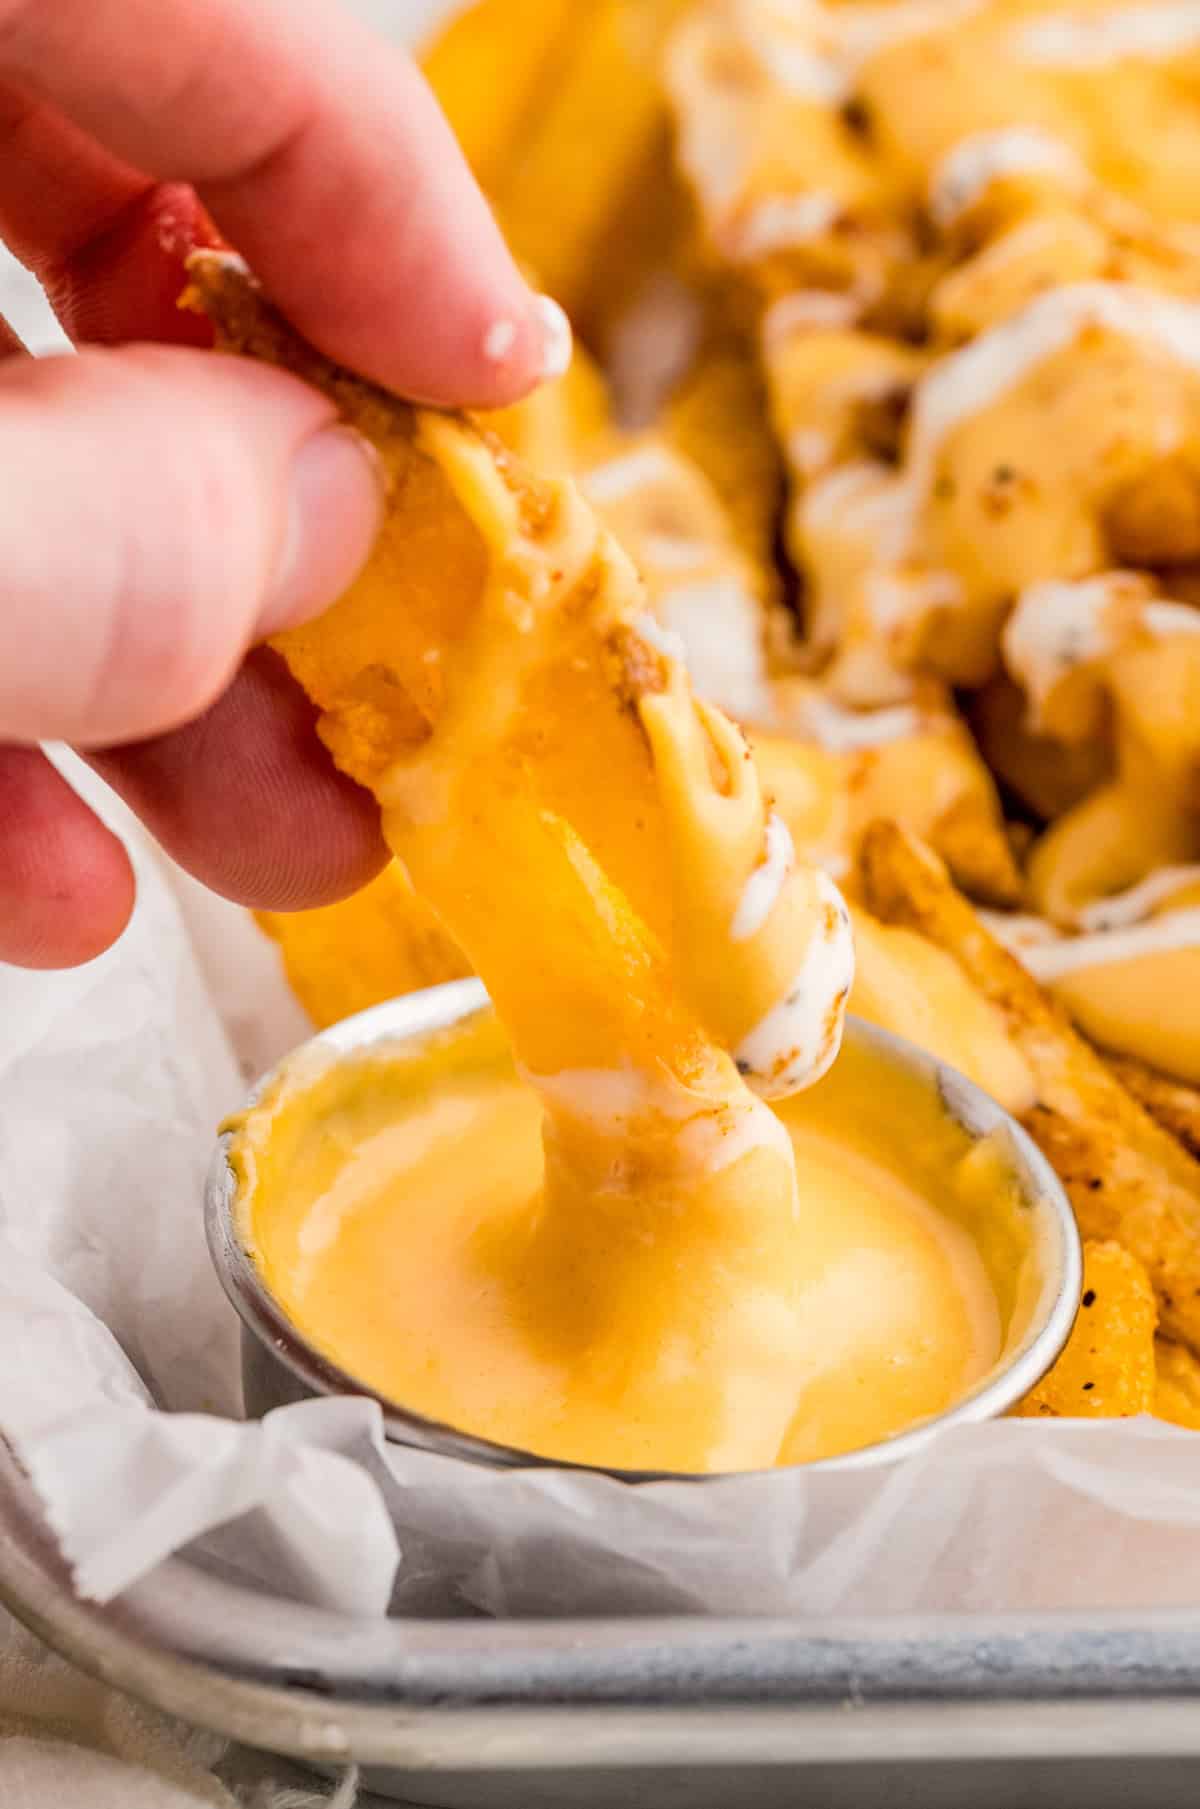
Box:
[0,341,382,746]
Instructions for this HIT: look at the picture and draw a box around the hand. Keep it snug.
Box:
[0,0,569,967]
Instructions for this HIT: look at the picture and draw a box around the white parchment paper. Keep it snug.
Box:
[7,759,1200,1633]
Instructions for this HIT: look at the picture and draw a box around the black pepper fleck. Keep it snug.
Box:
[1082,1382,1095,1392]
[1082,1289,1096,1308]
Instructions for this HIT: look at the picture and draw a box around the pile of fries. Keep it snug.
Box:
[254,0,1200,1429]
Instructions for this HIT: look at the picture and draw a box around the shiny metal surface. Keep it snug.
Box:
[3,1441,1200,1806]
[207,981,1082,1480]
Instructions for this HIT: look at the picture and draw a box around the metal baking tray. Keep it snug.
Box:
[4,1440,1200,1808]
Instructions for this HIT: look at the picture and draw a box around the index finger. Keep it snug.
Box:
[0,0,569,405]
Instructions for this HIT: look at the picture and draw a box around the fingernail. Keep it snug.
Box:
[534,293,573,380]
[262,426,384,636]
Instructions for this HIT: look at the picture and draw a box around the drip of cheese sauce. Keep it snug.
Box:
[235,1010,1012,1475]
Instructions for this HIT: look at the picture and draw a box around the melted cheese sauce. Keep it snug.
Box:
[236,1013,1011,1476]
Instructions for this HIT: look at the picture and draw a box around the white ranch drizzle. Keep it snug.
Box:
[837,0,983,65]
[929,127,1088,228]
[1078,867,1200,932]
[908,285,1200,503]
[753,0,982,94]
[783,691,925,751]
[1002,575,1128,724]
[582,446,678,505]
[730,193,840,261]
[1003,574,1200,727]
[531,1064,795,1173]
[733,870,855,1098]
[763,289,863,343]
[1014,911,1200,983]
[978,910,1063,954]
[1017,4,1200,66]
[732,813,796,943]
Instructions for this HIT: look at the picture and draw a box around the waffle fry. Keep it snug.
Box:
[186,253,854,1071]
[188,252,865,1472]
[1002,579,1200,925]
[754,678,1021,904]
[481,0,695,323]
[420,0,575,194]
[258,864,468,1031]
[664,332,786,616]
[1108,1056,1200,1166]
[1155,1337,1200,1432]
[666,1,1200,705]
[858,819,1200,1353]
[1016,1239,1156,1420]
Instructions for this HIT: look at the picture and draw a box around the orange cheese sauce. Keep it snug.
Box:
[233,1011,1019,1474]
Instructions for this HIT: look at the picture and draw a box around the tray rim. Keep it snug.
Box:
[5,1442,1200,1774]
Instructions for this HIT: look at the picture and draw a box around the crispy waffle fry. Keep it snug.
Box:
[755,679,1021,905]
[858,819,1200,1353]
[185,253,853,1075]
[1107,1056,1200,1166]
[1016,1239,1156,1420]
[188,252,865,1472]
[579,436,772,722]
[1155,1337,1200,1431]
[482,0,695,323]
[666,2,1200,705]
[968,672,1113,825]
[257,864,469,1031]
[420,0,576,194]
[665,333,786,617]
[483,333,615,476]
[1003,580,1200,926]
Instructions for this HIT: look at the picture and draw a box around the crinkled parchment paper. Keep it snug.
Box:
[4,757,1200,1633]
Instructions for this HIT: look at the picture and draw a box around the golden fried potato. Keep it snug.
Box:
[483,334,615,476]
[188,251,851,1098]
[1155,1338,1200,1431]
[665,334,785,615]
[420,0,575,193]
[968,673,1113,825]
[1105,1055,1200,1166]
[849,910,1033,1119]
[754,680,1021,906]
[858,820,1200,1353]
[1016,1240,1156,1420]
[486,0,695,324]
[257,863,469,1031]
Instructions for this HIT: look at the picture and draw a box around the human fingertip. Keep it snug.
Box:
[479,292,574,400]
[260,424,385,636]
[0,747,136,969]
[533,294,573,381]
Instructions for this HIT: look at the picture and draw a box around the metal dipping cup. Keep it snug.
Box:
[206,980,1082,1481]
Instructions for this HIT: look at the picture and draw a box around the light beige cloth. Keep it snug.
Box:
[0,1608,364,1806]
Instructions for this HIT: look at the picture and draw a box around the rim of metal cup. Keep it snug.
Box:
[206,979,1082,1484]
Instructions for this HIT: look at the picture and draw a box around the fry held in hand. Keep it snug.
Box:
[188,252,856,1471]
